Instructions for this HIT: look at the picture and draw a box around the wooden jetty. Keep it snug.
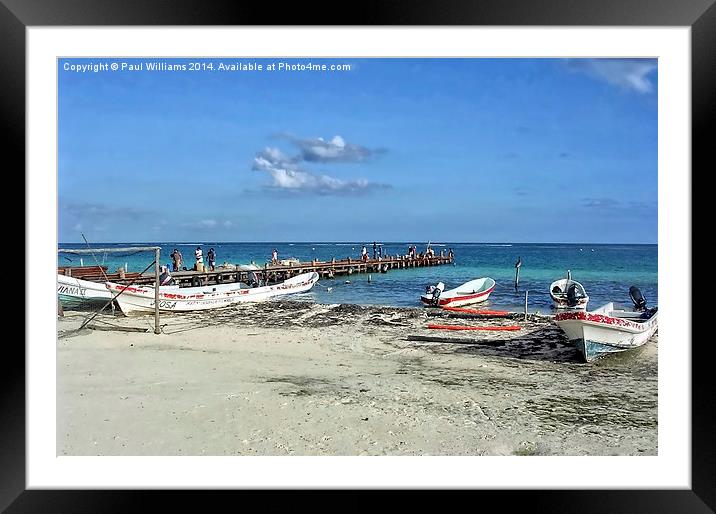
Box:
[57,265,143,283]
[58,255,453,288]
[162,254,454,288]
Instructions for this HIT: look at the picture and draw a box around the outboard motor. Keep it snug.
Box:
[431,282,445,306]
[566,283,579,307]
[629,286,647,311]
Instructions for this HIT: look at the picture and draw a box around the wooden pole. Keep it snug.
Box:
[524,290,529,321]
[154,248,161,334]
[514,256,522,290]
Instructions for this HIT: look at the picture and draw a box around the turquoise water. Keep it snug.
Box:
[58,242,658,312]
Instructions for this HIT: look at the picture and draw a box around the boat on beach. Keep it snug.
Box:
[549,270,589,309]
[106,271,319,314]
[420,277,496,307]
[554,286,658,362]
[57,274,113,308]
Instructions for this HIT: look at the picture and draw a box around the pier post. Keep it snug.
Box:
[154,248,161,334]
[514,256,522,290]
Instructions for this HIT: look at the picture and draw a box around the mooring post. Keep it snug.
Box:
[154,248,161,334]
[514,256,522,290]
[524,290,529,321]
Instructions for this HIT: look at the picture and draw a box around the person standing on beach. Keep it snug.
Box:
[195,246,203,270]
[207,248,216,271]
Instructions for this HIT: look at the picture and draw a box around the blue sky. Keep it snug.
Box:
[58,58,657,243]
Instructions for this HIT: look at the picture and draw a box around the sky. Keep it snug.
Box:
[58,58,657,244]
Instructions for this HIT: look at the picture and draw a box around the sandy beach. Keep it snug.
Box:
[57,301,657,456]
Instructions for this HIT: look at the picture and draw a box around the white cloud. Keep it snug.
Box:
[181,219,234,230]
[273,133,385,163]
[566,59,657,94]
[252,146,389,195]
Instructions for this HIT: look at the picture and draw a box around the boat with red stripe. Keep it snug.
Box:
[421,277,496,307]
[554,286,658,362]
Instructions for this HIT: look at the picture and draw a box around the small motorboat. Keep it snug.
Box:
[420,277,496,307]
[549,270,589,309]
[554,286,658,362]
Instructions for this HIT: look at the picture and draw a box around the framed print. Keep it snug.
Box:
[7,0,713,509]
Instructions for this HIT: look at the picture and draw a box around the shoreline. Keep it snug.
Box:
[57,301,658,456]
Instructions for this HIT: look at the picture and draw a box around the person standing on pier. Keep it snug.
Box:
[372,242,377,259]
[271,248,279,265]
[361,245,368,262]
[207,248,216,271]
[195,246,203,271]
[171,248,183,272]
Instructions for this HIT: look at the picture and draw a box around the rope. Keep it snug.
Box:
[77,259,157,332]
[81,233,109,281]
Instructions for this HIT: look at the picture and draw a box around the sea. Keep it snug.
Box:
[58,242,658,313]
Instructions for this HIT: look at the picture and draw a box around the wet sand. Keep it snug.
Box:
[57,301,657,456]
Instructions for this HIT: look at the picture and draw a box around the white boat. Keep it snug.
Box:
[420,277,496,307]
[549,271,589,309]
[106,271,319,314]
[58,274,113,308]
[554,287,658,362]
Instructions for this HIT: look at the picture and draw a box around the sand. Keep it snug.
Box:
[57,301,657,456]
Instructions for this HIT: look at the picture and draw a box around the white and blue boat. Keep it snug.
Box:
[554,287,658,362]
[57,274,113,309]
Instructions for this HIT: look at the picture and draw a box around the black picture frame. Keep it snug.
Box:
[6,0,712,510]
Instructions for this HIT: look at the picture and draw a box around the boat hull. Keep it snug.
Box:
[420,278,496,307]
[550,296,589,310]
[420,287,494,307]
[107,272,319,314]
[57,275,113,309]
[555,307,658,362]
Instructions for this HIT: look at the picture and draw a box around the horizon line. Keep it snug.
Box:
[57,240,658,245]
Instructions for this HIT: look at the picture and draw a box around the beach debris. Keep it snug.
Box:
[87,324,149,333]
[407,335,507,345]
[427,324,521,331]
[441,306,510,316]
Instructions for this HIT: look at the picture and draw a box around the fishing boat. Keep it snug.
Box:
[549,270,589,309]
[554,286,658,362]
[420,277,496,307]
[57,274,113,309]
[106,271,319,314]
